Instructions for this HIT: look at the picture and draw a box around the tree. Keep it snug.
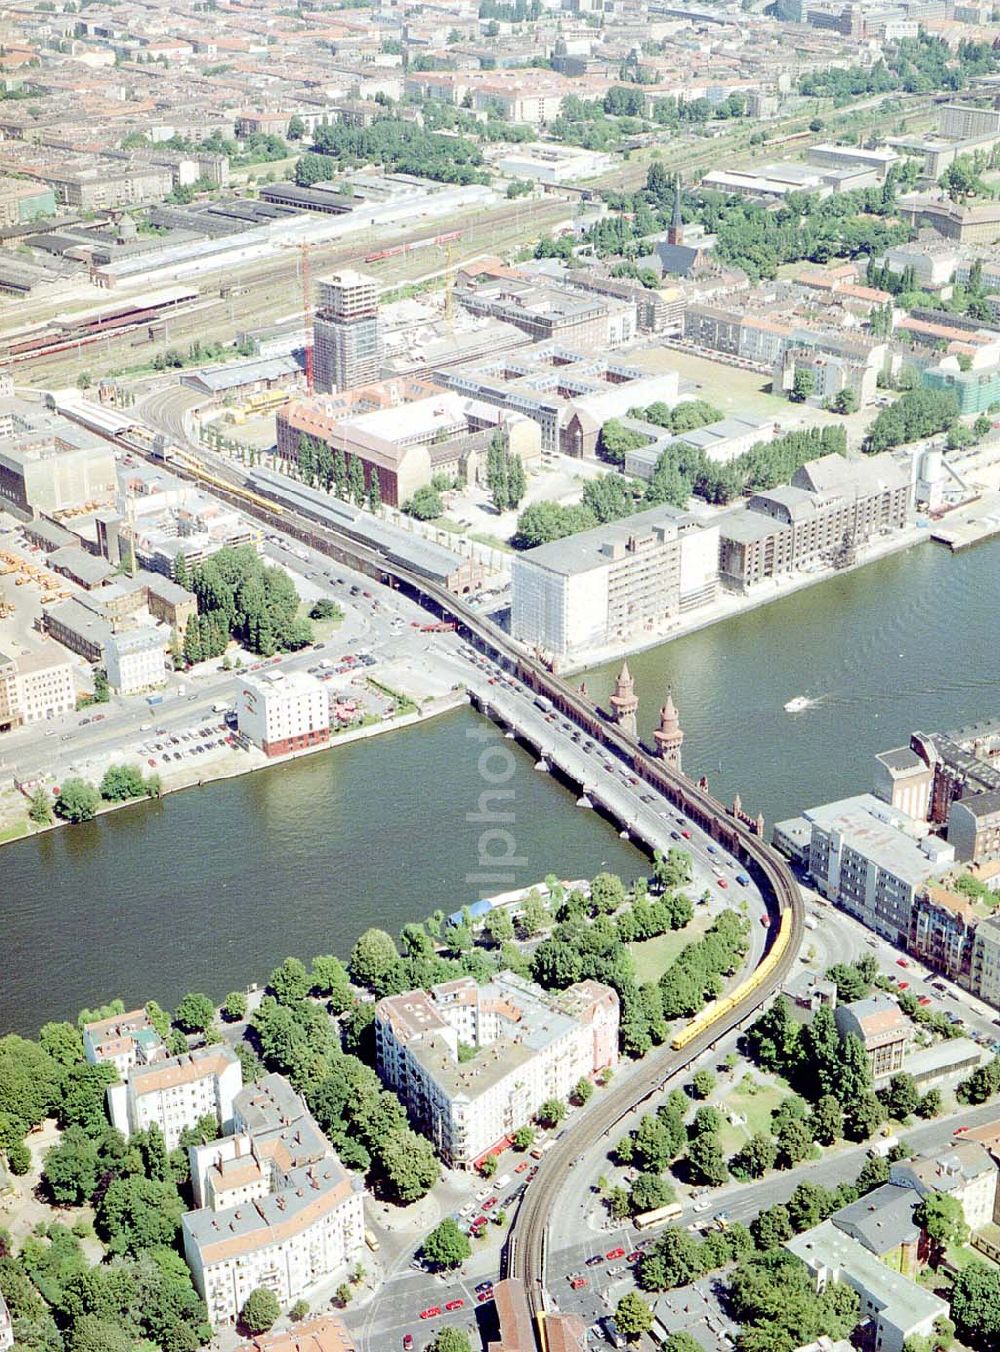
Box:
[844,1092,884,1142]
[423,1217,471,1269]
[520,890,547,936]
[514,1125,535,1150]
[803,1004,841,1098]
[54,778,101,823]
[615,1291,654,1340]
[404,485,443,520]
[834,1033,874,1106]
[173,992,214,1033]
[350,928,401,992]
[951,1261,1000,1346]
[42,1127,99,1204]
[631,1171,674,1214]
[731,1132,777,1180]
[485,908,515,945]
[751,1203,793,1250]
[92,668,109,703]
[287,114,306,140]
[222,991,247,1022]
[379,1126,438,1202]
[598,418,648,466]
[269,956,310,1005]
[430,1330,471,1352]
[39,1020,83,1067]
[917,1088,943,1119]
[687,1132,728,1187]
[692,1069,716,1100]
[788,1182,835,1233]
[831,388,859,414]
[99,763,146,801]
[881,1072,920,1121]
[28,786,52,826]
[790,368,816,403]
[96,1175,184,1255]
[777,1118,813,1168]
[794,1083,837,1143]
[916,1190,968,1256]
[241,1286,281,1334]
[290,1299,310,1321]
[665,1335,705,1352]
[479,1153,497,1178]
[537,1097,566,1128]
[571,1077,594,1106]
[637,1226,703,1291]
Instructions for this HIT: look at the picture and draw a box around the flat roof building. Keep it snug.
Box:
[511,502,719,661]
[236,669,330,759]
[786,1221,948,1352]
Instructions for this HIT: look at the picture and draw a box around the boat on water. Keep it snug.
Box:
[784,696,811,713]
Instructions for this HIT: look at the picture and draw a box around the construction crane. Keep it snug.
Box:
[283,241,315,393]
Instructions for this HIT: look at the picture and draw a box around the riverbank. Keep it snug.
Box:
[559,520,932,675]
[0,684,468,848]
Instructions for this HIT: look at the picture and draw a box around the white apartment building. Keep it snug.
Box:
[102,626,165,695]
[0,642,74,729]
[891,1144,998,1232]
[510,503,718,661]
[804,794,955,945]
[787,1222,948,1352]
[375,972,619,1169]
[82,1007,165,1081]
[236,670,330,757]
[0,1291,13,1352]
[183,1075,364,1326]
[971,915,1000,1009]
[108,1046,242,1149]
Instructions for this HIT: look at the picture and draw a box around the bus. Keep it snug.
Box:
[634,1202,683,1231]
[364,1228,380,1252]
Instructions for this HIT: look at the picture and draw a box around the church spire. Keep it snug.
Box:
[668,174,684,248]
[610,662,639,740]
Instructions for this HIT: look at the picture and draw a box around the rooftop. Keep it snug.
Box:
[514,502,702,578]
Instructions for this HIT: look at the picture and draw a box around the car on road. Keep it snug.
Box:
[627,1251,642,1263]
[515,1161,529,1173]
[445,1299,464,1312]
[79,717,91,726]
[475,1281,493,1294]
[681,828,692,839]
[419,1307,441,1320]
[403,1337,414,1350]
[477,1288,494,1303]
[918,995,933,1007]
[585,1255,604,1267]
[606,1247,625,1260]
[693,1199,711,1212]
[717,878,728,889]
[482,1197,497,1210]
[955,1126,970,1135]
[569,1276,588,1290]
[896,958,909,968]
[897,980,909,990]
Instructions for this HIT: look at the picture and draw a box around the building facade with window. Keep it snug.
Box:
[236,671,331,757]
[375,973,619,1169]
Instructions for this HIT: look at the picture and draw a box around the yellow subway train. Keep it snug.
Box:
[671,908,794,1051]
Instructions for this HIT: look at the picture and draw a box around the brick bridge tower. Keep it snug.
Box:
[609,662,639,740]
[654,690,684,772]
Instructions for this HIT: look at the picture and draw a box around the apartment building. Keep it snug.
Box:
[835,995,910,1082]
[971,916,1000,1010]
[718,452,912,593]
[236,1315,356,1352]
[107,1046,242,1149]
[938,103,1000,140]
[312,271,382,395]
[949,790,1000,864]
[236,670,330,758]
[804,794,954,945]
[456,276,635,353]
[891,1143,999,1232]
[82,1008,165,1081]
[103,626,166,696]
[0,403,116,517]
[183,1075,364,1327]
[908,885,979,986]
[443,348,679,457]
[0,641,74,730]
[786,1222,948,1352]
[510,503,719,661]
[375,972,619,1169]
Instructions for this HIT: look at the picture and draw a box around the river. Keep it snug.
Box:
[4,540,999,1037]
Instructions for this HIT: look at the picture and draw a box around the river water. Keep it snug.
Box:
[4,539,999,1037]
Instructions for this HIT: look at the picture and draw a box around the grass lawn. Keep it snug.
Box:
[716,1075,796,1156]
[0,818,29,843]
[629,912,712,984]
